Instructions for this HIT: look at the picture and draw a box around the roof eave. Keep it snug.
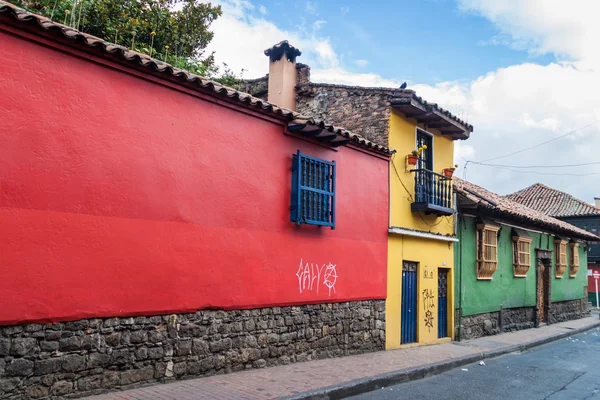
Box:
[390,98,471,140]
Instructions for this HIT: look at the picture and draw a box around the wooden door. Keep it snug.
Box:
[538,263,545,323]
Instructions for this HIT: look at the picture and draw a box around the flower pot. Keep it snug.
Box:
[442,168,455,178]
[407,154,418,165]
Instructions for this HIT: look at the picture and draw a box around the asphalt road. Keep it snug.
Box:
[349,328,600,400]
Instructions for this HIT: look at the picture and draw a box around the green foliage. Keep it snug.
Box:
[12,0,245,85]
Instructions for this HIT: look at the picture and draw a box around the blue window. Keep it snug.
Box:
[290,151,336,229]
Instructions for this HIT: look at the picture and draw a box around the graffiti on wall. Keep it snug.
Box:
[296,259,338,296]
[423,266,435,279]
[423,288,435,332]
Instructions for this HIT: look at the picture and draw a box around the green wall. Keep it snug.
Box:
[552,243,587,302]
[455,216,587,317]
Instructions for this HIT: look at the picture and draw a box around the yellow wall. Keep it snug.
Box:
[386,236,454,349]
[389,109,455,235]
[386,109,456,349]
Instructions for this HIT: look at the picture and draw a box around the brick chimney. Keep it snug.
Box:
[264,41,302,111]
[595,197,600,208]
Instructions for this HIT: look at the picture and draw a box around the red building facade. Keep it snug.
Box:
[0,3,389,397]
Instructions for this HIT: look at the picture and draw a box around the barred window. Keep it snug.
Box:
[476,223,500,280]
[569,242,580,278]
[290,151,336,229]
[554,239,568,278]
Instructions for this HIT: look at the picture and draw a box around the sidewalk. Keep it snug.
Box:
[86,316,600,400]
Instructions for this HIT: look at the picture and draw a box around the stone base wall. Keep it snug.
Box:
[456,307,536,341]
[457,299,590,341]
[0,301,385,399]
[548,298,590,324]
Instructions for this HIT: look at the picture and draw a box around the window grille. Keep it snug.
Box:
[290,151,336,229]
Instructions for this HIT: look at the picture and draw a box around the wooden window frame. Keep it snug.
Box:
[554,239,568,278]
[512,236,533,277]
[476,223,500,280]
[569,242,580,278]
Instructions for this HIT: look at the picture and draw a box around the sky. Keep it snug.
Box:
[204,0,600,203]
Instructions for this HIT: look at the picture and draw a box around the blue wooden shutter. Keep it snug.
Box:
[290,151,336,229]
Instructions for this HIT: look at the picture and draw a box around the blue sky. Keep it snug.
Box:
[259,0,554,85]
[207,0,600,201]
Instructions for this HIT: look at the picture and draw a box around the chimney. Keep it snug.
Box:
[595,197,600,208]
[264,41,302,111]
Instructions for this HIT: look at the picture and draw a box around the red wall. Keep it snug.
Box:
[0,30,389,325]
[588,265,599,292]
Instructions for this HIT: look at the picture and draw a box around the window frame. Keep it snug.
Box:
[569,242,580,278]
[476,222,500,280]
[512,236,533,277]
[290,150,336,229]
[554,239,568,278]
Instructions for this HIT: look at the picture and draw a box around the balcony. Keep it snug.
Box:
[410,169,454,216]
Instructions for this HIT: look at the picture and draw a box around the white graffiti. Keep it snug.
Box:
[296,259,338,296]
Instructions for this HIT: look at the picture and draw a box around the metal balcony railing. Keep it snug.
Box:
[410,169,454,216]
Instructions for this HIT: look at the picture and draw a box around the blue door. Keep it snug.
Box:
[401,261,418,344]
[438,269,448,338]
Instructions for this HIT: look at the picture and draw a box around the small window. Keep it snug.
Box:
[554,239,568,278]
[290,150,336,229]
[569,242,580,278]
[476,222,500,280]
[512,232,532,277]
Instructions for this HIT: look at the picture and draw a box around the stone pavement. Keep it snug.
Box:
[86,316,600,400]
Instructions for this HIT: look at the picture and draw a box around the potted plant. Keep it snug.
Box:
[407,145,427,166]
[442,164,458,178]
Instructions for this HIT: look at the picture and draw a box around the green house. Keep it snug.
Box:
[453,178,597,340]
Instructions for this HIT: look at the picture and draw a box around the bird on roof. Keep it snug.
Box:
[400,82,407,89]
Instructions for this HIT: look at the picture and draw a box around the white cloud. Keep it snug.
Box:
[258,4,267,15]
[305,1,317,15]
[354,59,369,68]
[206,0,600,201]
[458,0,600,68]
[340,6,350,15]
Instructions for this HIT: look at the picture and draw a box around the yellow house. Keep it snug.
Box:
[385,91,473,349]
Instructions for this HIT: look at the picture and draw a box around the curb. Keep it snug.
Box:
[284,320,600,400]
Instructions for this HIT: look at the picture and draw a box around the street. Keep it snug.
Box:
[350,328,600,400]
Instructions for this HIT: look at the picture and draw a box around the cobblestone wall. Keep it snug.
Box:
[458,299,589,341]
[458,307,537,341]
[0,301,385,399]
[548,298,590,324]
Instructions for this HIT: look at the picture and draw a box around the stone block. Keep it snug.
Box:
[175,340,192,356]
[26,384,49,399]
[0,378,20,393]
[147,347,164,360]
[101,371,120,388]
[6,359,33,376]
[39,341,59,353]
[120,366,154,385]
[77,374,102,391]
[34,358,62,375]
[62,354,86,372]
[59,336,83,351]
[10,338,37,356]
[0,339,11,356]
[87,352,111,368]
[130,330,148,344]
[52,380,74,396]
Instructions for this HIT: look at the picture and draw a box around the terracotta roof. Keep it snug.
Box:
[454,178,598,241]
[505,183,600,217]
[0,1,390,156]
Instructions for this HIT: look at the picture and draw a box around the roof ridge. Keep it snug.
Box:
[506,182,600,214]
[454,178,599,241]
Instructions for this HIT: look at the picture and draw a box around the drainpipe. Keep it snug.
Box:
[457,208,464,341]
